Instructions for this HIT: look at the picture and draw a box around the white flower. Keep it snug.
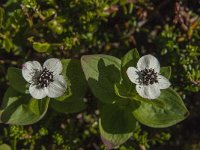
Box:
[22,58,67,99]
[126,54,171,99]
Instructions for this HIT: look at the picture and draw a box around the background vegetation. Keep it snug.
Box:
[0,0,199,149]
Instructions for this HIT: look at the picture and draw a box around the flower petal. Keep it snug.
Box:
[137,55,160,72]
[43,58,62,75]
[22,61,42,83]
[158,75,171,89]
[126,67,140,84]
[46,75,67,98]
[29,84,47,99]
[136,84,160,99]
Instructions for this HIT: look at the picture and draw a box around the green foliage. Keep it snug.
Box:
[61,59,87,99]
[0,0,118,53]
[81,54,121,104]
[52,133,64,146]
[0,87,49,125]
[0,144,11,150]
[8,125,49,149]
[156,25,200,93]
[7,68,28,94]
[133,88,189,128]
[99,119,133,149]
[132,124,171,149]
[32,42,51,53]
[100,103,136,134]
[0,0,199,149]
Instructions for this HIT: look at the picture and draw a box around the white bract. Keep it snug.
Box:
[126,54,171,99]
[22,58,67,99]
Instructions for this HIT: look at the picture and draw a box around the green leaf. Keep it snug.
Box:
[52,59,87,113]
[33,42,50,53]
[132,88,189,128]
[160,66,171,79]
[0,144,11,150]
[100,103,137,133]
[99,119,132,149]
[0,87,49,125]
[42,8,57,18]
[121,49,140,69]
[81,55,121,104]
[50,96,86,113]
[3,38,13,52]
[7,67,28,94]
[47,20,63,35]
[55,59,87,101]
[114,81,138,99]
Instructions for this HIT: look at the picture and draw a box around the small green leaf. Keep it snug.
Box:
[132,88,189,128]
[99,119,132,149]
[121,49,140,69]
[48,20,63,35]
[114,82,132,99]
[42,8,57,18]
[81,55,121,104]
[33,42,50,53]
[3,38,13,52]
[160,66,171,79]
[7,67,28,94]
[0,87,49,125]
[100,103,137,133]
[51,96,86,113]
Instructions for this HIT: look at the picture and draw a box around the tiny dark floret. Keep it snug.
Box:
[37,68,54,88]
[140,68,158,85]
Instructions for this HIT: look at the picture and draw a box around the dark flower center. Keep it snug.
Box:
[140,68,158,85]
[37,68,54,88]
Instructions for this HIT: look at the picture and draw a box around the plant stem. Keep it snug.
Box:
[12,137,17,150]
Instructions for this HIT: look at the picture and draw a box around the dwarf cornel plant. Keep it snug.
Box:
[0,0,199,150]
